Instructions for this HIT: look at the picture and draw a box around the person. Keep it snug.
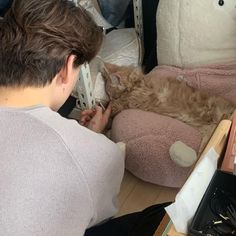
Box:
[0,1,171,235]
[0,0,125,235]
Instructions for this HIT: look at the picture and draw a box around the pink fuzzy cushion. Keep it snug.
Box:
[111,109,201,188]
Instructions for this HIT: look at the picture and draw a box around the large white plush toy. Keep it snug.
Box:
[157,0,236,68]
[111,0,236,188]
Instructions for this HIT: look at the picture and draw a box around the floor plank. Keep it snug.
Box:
[117,171,178,216]
[117,171,139,206]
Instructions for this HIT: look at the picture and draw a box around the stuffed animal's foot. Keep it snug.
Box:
[169,141,197,168]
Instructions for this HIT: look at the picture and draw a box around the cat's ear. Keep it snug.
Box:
[104,63,120,73]
[110,74,121,85]
[101,66,121,85]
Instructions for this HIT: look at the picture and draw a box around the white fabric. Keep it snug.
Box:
[166,148,219,233]
[98,28,140,66]
[156,0,236,68]
[0,105,125,236]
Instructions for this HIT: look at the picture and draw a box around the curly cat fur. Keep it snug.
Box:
[103,63,235,152]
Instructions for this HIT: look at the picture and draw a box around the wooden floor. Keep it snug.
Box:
[116,170,179,217]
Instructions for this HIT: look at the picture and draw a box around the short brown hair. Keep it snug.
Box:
[0,0,103,87]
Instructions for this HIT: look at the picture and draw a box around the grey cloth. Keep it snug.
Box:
[98,0,131,26]
[0,105,124,236]
[0,0,12,16]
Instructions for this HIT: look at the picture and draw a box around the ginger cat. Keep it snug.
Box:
[102,63,235,161]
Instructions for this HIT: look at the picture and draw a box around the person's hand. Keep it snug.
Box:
[79,103,112,133]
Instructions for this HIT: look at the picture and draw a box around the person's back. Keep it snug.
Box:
[0,0,124,235]
[0,106,124,235]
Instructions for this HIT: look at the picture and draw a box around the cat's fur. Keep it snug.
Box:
[102,63,235,152]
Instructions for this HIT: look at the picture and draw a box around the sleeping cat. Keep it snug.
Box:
[102,63,235,165]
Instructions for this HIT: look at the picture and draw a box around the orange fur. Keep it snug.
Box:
[102,63,235,152]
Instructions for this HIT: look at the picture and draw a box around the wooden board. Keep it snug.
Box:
[116,171,178,217]
[221,111,236,173]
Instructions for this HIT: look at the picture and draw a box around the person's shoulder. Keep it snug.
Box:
[28,106,95,142]
[28,106,121,157]
[27,105,86,131]
[29,105,124,172]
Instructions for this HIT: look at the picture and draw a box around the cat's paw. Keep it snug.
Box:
[169,141,197,168]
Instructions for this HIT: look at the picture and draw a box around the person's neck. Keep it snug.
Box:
[0,86,52,108]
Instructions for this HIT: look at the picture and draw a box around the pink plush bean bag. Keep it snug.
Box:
[111,110,201,188]
[111,63,236,188]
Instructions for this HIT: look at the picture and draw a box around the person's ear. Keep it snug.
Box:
[58,54,77,85]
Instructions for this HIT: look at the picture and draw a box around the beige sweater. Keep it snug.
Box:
[0,105,124,236]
